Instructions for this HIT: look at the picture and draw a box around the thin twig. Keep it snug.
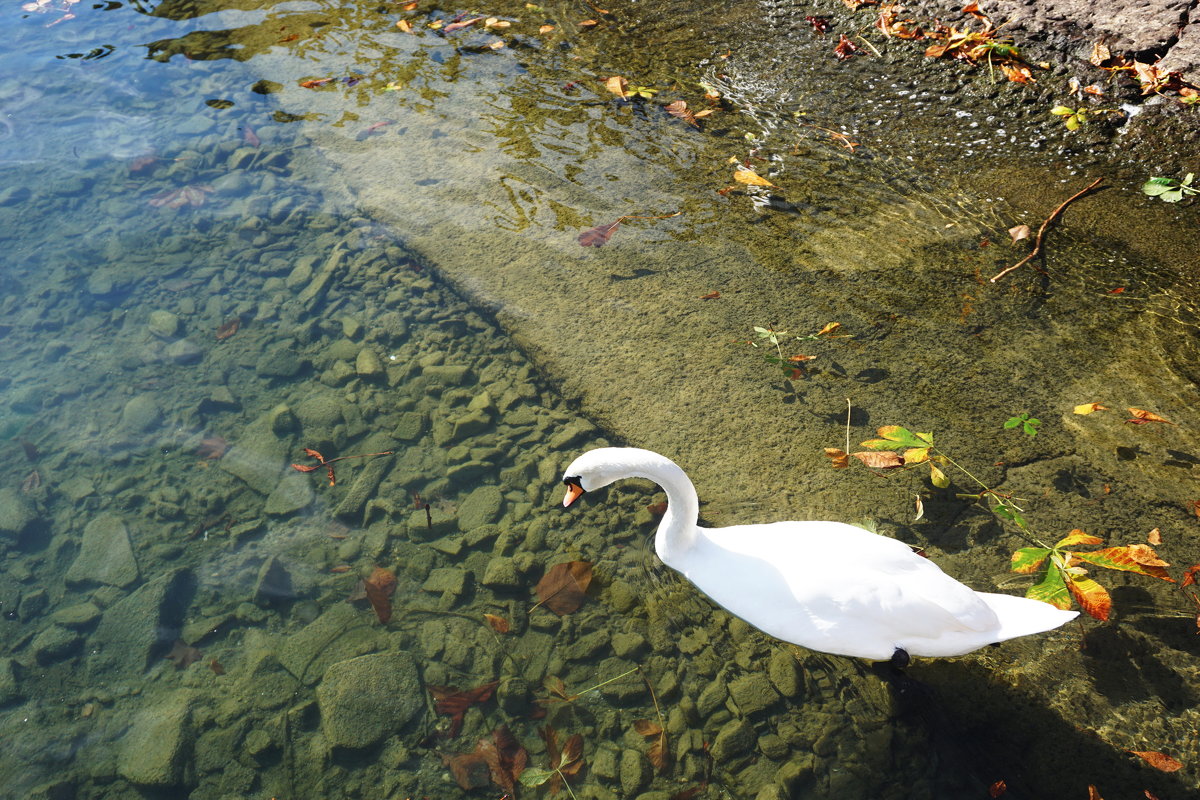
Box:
[990,178,1104,283]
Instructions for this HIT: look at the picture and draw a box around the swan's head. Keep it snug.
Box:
[561,447,643,507]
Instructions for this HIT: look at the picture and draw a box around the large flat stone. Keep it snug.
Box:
[316,653,423,749]
[65,514,139,588]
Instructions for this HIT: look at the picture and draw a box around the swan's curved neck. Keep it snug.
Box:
[629,455,699,567]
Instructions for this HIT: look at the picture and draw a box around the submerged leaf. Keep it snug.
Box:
[483,613,511,633]
[1073,402,1109,415]
[578,220,622,247]
[1011,547,1051,574]
[824,447,850,469]
[733,167,776,188]
[1126,407,1173,424]
[1027,563,1071,609]
[363,566,397,623]
[1008,224,1031,243]
[850,451,904,469]
[664,100,700,127]
[535,561,594,615]
[1067,573,1112,620]
[1055,529,1104,548]
[430,681,500,738]
[1128,750,1183,772]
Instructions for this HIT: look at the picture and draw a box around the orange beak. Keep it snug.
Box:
[563,482,585,507]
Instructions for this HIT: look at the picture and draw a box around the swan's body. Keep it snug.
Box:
[561,447,1077,660]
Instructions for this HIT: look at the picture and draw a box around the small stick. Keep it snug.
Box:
[990,178,1103,283]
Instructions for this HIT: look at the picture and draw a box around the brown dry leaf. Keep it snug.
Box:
[488,40,505,49]
[1073,402,1109,415]
[579,19,598,27]
[824,448,850,469]
[363,566,397,623]
[1147,527,1162,545]
[535,561,593,615]
[165,640,203,670]
[1127,407,1173,425]
[989,779,1007,797]
[1008,224,1031,243]
[396,19,413,32]
[445,752,491,790]
[851,451,905,469]
[834,33,861,60]
[914,494,925,521]
[1124,544,1170,568]
[999,63,1035,83]
[699,291,720,300]
[484,17,511,28]
[1181,564,1200,587]
[647,730,669,772]
[787,354,817,363]
[817,321,841,336]
[578,220,622,247]
[1088,786,1103,800]
[633,719,663,736]
[20,470,40,494]
[197,436,228,460]
[560,733,584,776]
[402,0,417,7]
[483,613,511,633]
[538,24,554,33]
[665,100,699,128]
[733,167,776,187]
[208,658,225,676]
[444,15,484,32]
[1089,41,1111,66]
[216,317,240,340]
[477,725,528,793]
[1128,750,1183,772]
[605,75,628,98]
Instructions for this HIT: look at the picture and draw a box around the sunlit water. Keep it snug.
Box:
[1,1,1199,798]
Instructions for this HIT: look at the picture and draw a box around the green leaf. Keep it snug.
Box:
[929,463,950,489]
[520,767,556,787]
[1050,105,1075,116]
[1161,189,1184,203]
[1142,177,1175,196]
[1027,563,1071,609]
[1012,547,1051,574]
[860,425,928,451]
[1183,172,1195,186]
[1073,546,1173,581]
[1003,416,1022,429]
[1065,115,1081,130]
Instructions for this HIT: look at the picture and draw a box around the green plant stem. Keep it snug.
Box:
[574,667,639,698]
[931,446,1052,550]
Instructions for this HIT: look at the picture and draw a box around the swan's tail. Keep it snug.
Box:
[976,591,1079,641]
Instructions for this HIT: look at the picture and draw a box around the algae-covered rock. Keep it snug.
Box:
[768,649,802,699]
[277,602,378,684]
[620,748,651,796]
[0,487,36,540]
[147,310,180,339]
[0,657,20,705]
[119,393,161,433]
[31,625,81,664]
[710,718,755,762]
[65,513,139,588]
[91,568,192,675]
[355,347,384,378]
[264,471,314,516]
[117,690,194,787]
[315,652,423,749]
[728,672,780,716]
[457,485,503,531]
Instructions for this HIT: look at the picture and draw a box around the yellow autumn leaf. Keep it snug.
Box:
[733,168,776,187]
[823,448,849,469]
[605,75,628,98]
[396,19,413,32]
[1073,402,1109,415]
[817,322,841,336]
[538,24,554,33]
[929,463,949,488]
[1128,407,1173,424]
[903,447,930,464]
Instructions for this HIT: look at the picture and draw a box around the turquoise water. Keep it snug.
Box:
[2,1,1200,798]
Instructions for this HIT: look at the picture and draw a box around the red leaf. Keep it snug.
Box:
[291,463,321,472]
[445,752,491,789]
[208,658,225,675]
[303,447,325,462]
[429,681,499,738]
[989,779,1007,797]
[664,100,699,127]
[216,317,240,340]
[1129,750,1183,772]
[805,15,829,33]
[834,33,861,60]
[535,561,593,615]
[444,15,483,32]
[578,220,621,247]
[699,291,720,300]
[483,613,511,633]
[165,640,202,670]
[1181,564,1200,588]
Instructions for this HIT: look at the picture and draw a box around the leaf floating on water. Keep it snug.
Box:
[1126,407,1173,425]
[483,613,511,633]
[824,448,850,469]
[699,291,720,300]
[578,220,622,247]
[1066,573,1112,621]
[299,78,333,89]
[850,451,904,469]
[733,167,776,187]
[1073,402,1109,415]
[1087,786,1103,800]
[1008,224,1032,244]
[1128,750,1183,772]
[443,15,484,32]
[989,779,1007,798]
[817,321,841,336]
[429,681,500,738]
[535,561,593,615]
[1180,563,1200,587]
[363,566,397,623]
[605,75,628,98]
[396,19,413,32]
[664,100,700,127]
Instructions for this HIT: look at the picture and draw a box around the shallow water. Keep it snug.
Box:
[1,0,1199,798]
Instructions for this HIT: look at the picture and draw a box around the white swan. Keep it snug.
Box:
[561,447,1078,661]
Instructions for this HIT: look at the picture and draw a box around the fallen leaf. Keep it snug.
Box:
[535,561,593,615]
[1089,41,1111,66]
[1145,791,1162,800]
[851,451,904,469]
[999,62,1034,83]
[665,100,700,127]
[670,788,705,800]
[647,729,669,772]
[196,436,228,460]
[1147,528,1162,545]
[129,153,158,172]
[299,78,332,89]
[632,720,662,736]
[834,33,861,60]
[605,75,628,98]
[824,447,850,469]
[733,167,776,187]
[579,18,598,27]
[817,321,841,336]
[165,640,203,670]
[443,15,483,32]
[20,470,40,494]
[487,40,505,49]
[805,15,829,33]
[477,725,528,793]
[787,354,817,363]
[215,317,240,339]
[363,566,397,623]
[699,291,720,300]
[914,494,925,521]
[538,24,554,33]
[989,779,1007,798]
[402,1,417,8]
[396,19,413,32]
[208,658,225,675]
[483,613,511,633]
[578,220,622,247]
[1108,287,1125,294]
[279,33,299,42]
[1124,543,1169,568]
[1073,402,1109,415]
[1008,224,1031,243]
[429,681,500,738]
[1128,751,1183,772]
[484,17,511,28]
[1181,564,1200,587]
[1126,408,1173,425]
[1067,573,1112,621]
[1088,786,1103,800]
[446,751,490,790]
[330,564,351,573]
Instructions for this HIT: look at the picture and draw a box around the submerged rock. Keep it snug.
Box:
[117,690,194,787]
[65,514,139,588]
[147,310,180,339]
[119,393,162,433]
[315,652,423,749]
[0,488,36,540]
[90,568,192,676]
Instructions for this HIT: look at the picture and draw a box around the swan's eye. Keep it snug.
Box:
[563,476,582,488]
